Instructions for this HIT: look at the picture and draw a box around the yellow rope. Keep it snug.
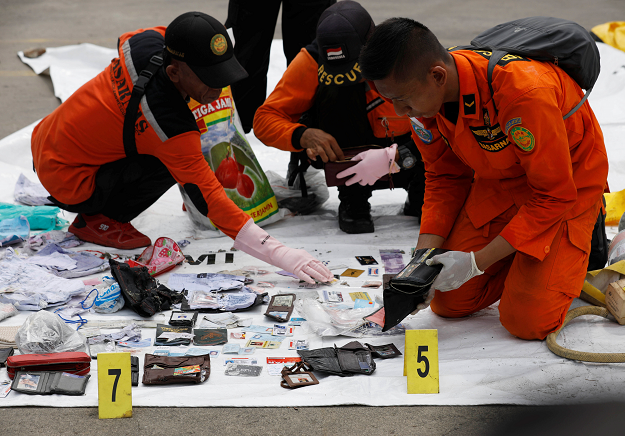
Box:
[546,306,625,363]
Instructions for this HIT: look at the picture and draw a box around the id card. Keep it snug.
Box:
[174,365,201,375]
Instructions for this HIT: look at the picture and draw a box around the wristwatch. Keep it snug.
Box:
[398,144,416,170]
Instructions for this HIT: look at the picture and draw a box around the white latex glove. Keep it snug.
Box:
[336,144,400,186]
[233,220,333,284]
[410,251,484,315]
[426,251,484,292]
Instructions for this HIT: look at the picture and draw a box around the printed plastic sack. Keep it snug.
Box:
[181,87,284,230]
[126,237,184,277]
[16,310,87,354]
[93,276,125,314]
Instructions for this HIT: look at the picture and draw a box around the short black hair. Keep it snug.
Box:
[359,17,449,83]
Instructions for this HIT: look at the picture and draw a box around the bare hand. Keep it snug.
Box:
[300,128,344,163]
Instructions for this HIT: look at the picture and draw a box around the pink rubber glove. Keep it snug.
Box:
[233,219,333,284]
[336,144,400,186]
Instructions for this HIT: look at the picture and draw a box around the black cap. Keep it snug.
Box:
[165,12,248,88]
[316,1,374,87]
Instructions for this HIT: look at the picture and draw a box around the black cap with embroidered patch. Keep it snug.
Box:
[316,1,374,87]
[165,11,248,88]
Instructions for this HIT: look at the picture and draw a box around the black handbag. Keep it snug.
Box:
[382,248,448,331]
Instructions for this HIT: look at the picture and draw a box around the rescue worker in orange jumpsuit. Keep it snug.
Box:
[352,18,609,340]
[253,1,426,234]
[31,12,333,285]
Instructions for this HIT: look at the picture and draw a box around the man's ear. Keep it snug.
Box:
[430,64,447,88]
[166,62,181,83]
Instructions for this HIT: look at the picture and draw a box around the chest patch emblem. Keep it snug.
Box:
[410,120,433,144]
[469,123,510,152]
[510,126,535,152]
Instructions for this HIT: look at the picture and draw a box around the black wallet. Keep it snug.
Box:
[298,341,376,376]
[131,356,139,387]
[11,371,90,395]
[382,248,448,332]
[169,311,198,327]
[0,347,14,367]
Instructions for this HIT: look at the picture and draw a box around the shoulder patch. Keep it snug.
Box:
[462,94,476,115]
[505,117,522,134]
[410,120,433,144]
[510,126,535,152]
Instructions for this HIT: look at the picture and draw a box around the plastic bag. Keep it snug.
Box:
[266,169,329,215]
[93,276,125,314]
[0,215,30,247]
[293,298,379,337]
[182,87,284,230]
[16,310,87,354]
[0,202,68,231]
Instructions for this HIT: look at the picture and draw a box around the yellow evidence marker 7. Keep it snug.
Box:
[404,329,439,394]
[98,352,132,419]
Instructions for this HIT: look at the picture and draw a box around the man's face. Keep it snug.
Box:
[171,61,222,105]
[374,69,446,119]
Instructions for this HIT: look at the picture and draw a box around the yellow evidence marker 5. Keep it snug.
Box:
[404,329,439,394]
[98,352,132,419]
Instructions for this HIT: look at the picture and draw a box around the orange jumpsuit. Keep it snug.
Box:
[253,47,412,151]
[414,50,608,340]
[31,27,249,239]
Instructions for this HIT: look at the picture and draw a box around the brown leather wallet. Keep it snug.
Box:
[142,354,210,385]
[324,146,391,187]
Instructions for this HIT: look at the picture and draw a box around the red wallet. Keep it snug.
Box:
[324,146,390,187]
[6,352,91,379]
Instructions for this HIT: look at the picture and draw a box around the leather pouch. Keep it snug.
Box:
[383,248,448,332]
[298,341,375,376]
[324,146,390,187]
[0,347,14,367]
[6,352,91,379]
[142,354,210,385]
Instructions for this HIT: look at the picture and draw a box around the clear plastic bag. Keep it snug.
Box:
[293,298,379,337]
[16,310,87,354]
[266,169,329,215]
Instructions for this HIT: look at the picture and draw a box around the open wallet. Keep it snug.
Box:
[11,371,90,395]
[142,354,210,385]
[382,248,448,332]
[323,146,391,187]
[280,361,319,389]
[297,341,375,376]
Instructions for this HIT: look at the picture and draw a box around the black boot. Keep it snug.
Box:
[338,185,374,234]
[403,168,425,221]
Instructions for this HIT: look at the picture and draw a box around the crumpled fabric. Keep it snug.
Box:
[32,243,108,278]
[109,259,183,317]
[28,230,82,251]
[15,310,87,354]
[13,173,52,206]
[0,248,85,310]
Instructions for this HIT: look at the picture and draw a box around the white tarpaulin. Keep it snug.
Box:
[0,41,625,407]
